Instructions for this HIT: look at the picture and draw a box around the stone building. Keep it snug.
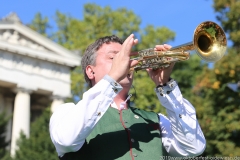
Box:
[0,13,80,156]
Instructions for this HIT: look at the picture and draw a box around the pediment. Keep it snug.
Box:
[0,29,50,52]
[0,13,80,67]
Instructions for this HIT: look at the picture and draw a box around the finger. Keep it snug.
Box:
[146,68,160,75]
[129,60,139,68]
[122,34,135,55]
[155,45,165,51]
[122,34,135,48]
[163,44,172,50]
[130,39,138,56]
[155,44,172,51]
[128,39,138,55]
[133,38,138,45]
[169,62,176,68]
[123,34,134,43]
[146,68,153,73]
[121,34,133,52]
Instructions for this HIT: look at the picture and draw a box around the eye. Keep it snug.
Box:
[109,55,115,59]
[108,52,117,59]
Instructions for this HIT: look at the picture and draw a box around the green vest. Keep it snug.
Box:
[60,107,168,160]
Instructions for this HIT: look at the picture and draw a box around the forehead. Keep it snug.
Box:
[97,42,122,55]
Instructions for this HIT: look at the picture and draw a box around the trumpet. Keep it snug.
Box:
[130,21,227,72]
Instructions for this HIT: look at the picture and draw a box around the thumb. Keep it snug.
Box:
[129,60,139,68]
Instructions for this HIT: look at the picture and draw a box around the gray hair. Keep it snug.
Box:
[81,35,123,87]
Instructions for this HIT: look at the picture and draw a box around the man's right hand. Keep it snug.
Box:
[108,34,138,82]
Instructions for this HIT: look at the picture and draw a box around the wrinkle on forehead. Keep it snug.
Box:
[97,42,121,55]
[97,50,119,57]
[106,50,119,55]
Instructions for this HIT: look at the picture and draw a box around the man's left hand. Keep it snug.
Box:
[146,44,175,86]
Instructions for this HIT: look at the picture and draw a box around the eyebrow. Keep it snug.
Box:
[106,50,119,54]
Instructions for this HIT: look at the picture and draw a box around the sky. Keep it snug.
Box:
[0,0,229,47]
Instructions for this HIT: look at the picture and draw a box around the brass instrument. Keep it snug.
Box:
[131,21,227,72]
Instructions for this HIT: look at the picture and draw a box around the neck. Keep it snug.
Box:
[113,88,130,110]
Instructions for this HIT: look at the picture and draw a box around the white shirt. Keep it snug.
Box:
[49,75,206,157]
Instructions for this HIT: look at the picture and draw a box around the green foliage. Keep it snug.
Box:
[213,0,240,47]
[0,111,11,158]
[172,53,206,97]
[192,49,240,156]
[133,71,161,112]
[53,4,141,50]
[137,25,175,50]
[10,108,58,160]
[185,0,240,156]
[27,12,51,37]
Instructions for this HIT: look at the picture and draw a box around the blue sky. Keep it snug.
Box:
[0,0,228,47]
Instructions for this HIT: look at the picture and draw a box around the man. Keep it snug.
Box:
[50,34,206,160]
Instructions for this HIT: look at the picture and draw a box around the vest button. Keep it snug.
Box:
[134,115,139,119]
[133,153,137,157]
[131,138,135,142]
[113,88,118,93]
[179,114,182,118]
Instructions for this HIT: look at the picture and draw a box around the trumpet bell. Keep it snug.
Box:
[193,21,227,62]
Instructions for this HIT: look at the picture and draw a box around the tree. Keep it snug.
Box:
[53,4,141,50]
[6,108,58,160]
[27,12,51,37]
[187,0,240,156]
[0,111,11,158]
[192,49,240,156]
[214,0,240,48]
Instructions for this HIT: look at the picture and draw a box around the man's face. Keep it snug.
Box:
[91,42,133,87]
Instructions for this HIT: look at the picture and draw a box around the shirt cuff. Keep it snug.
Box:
[155,78,177,96]
[103,75,123,94]
[155,84,182,111]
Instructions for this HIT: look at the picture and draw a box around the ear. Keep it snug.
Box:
[86,65,95,80]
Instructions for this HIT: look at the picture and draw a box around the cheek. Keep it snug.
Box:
[103,66,112,75]
[95,62,112,75]
[102,62,112,70]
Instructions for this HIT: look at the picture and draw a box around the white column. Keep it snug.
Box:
[11,88,31,157]
[51,96,64,113]
[5,97,13,150]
